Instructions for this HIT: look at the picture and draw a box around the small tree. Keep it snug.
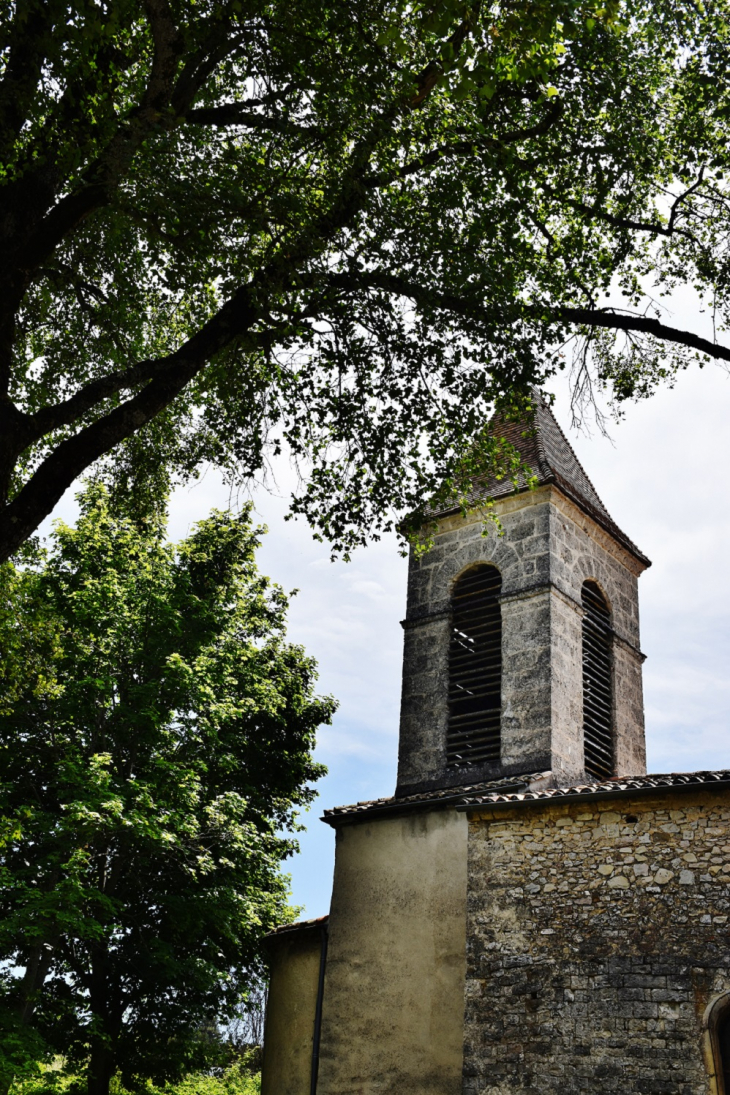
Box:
[0,487,333,1095]
[225,977,268,1054]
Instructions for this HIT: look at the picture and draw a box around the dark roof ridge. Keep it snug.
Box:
[461,768,730,809]
[534,393,610,518]
[517,392,649,565]
[549,468,649,567]
[527,394,554,483]
[322,770,553,825]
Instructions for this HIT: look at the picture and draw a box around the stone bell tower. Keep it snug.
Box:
[396,393,651,796]
[261,395,671,1095]
[263,395,730,1095]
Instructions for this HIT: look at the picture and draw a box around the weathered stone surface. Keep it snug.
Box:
[464,788,730,1095]
[317,809,468,1095]
[396,485,648,794]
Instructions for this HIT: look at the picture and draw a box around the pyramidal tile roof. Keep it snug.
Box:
[434,392,650,567]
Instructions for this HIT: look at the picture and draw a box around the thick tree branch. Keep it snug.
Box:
[169,9,243,114]
[0,288,259,562]
[143,0,182,107]
[0,1,56,155]
[185,103,319,137]
[542,171,708,244]
[409,1,481,108]
[551,192,697,241]
[1,3,232,304]
[323,269,730,365]
[554,306,730,362]
[28,359,174,437]
[27,317,292,440]
[364,99,564,187]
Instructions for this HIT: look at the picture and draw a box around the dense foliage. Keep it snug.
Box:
[0,488,332,1095]
[11,1059,261,1095]
[2,0,730,560]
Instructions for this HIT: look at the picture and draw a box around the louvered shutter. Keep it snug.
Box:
[582,581,614,779]
[447,565,502,768]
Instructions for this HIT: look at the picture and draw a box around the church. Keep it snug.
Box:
[261,394,730,1095]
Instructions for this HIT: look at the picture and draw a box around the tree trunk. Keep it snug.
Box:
[87,942,118,1095]
[87,1041,116,1095]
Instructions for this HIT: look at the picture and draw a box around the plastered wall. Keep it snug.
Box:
[316,808,468,1095]
[261,925,322,1095]
[397,485,647,792]
[464,789,730,1094]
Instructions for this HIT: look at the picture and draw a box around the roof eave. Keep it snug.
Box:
[459,775,730,813]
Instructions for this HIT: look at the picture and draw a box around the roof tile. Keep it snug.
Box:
[322,770,730,824]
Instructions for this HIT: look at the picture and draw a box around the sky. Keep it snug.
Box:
[44,352,730,921]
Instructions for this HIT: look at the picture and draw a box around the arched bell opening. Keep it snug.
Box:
[447,564,502,769]
[581,579,614,779]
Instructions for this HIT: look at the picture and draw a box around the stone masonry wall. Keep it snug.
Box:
[464,789,730,1095]
[397,489,553,792]
[547,491,647,778]
[397,486,647,794]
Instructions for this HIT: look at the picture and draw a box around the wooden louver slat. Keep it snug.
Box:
[447,564,502,768]
[582,580,613,779]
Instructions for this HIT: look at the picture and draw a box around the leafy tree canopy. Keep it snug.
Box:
[0,486,333,1095]
[2,0,730,560]
[11,1059,261,1095]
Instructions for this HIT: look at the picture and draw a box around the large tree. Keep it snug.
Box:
[0,487,333,1095]
[2,0,730,561]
